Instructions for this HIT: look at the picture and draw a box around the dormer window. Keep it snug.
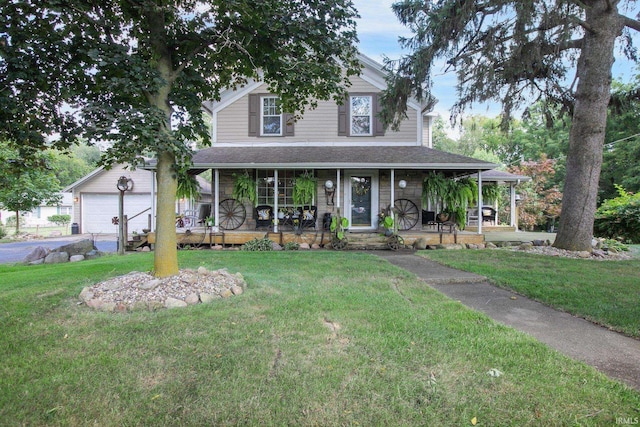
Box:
[261,96,282,136]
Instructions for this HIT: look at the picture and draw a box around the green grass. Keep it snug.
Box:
[419,248,640,338]
[1,251,639,426]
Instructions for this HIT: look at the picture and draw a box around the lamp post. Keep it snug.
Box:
[116,176,133,255]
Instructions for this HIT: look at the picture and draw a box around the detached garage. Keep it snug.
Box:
[65,164,156,235]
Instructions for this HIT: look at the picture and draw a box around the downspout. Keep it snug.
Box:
[390,169,395,214]
[510,182,517,231]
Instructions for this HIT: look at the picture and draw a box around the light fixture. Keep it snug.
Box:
[73,197,79,203]
[398,179,407,189]
[116,176,133,255]
[324,180,335,206]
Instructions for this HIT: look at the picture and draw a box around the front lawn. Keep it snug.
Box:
[420,248,640,338]
[1,251,638,425]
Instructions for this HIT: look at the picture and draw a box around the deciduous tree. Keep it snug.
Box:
[3,0,360,276]
[380,0,640,251]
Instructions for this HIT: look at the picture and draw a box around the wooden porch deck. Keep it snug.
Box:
[145,226,485,249]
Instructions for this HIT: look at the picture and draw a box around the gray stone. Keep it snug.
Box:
[485,242,497,248]
[85,250,102,260]
[413,237,428,250]
[219,289,233,298]
[231,285,243,295]
[140,246,151,252]
[532,240,546,246]
[578,251,592,258]
[197,266,208,275]
[139,279,161,290]
[271,242,283,251]
[79,287,94,302]
[200,293,219,304]
[54,239,96,256]
[185,293,200,305]
[299,242,311,250]
[519,242,534,251]
[44,251,69,264]
[29,258,45,265]
[165,297,188,309]
[24,246,49,263]
[70,254,85,262]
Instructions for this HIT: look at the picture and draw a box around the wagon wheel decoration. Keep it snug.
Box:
[218,198,246,230]
[393,198,419,231]
[386,234,404,251]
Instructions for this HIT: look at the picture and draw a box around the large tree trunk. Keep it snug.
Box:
[154,150,179,277]
[554,1,623,251]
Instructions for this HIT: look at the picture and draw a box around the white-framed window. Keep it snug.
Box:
[261,96,282,136]
[350,95,372,136]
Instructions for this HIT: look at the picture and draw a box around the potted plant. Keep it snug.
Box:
[232,171,257,205]
[204,216,215,227]
[379,211,395,236]
[292,172,317,206]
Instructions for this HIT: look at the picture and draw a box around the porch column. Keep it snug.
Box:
[477,170,483,235]
[336,169,341,210]
[510,183,517,230]
[274,169,279,232]
[390,169,395,212]
[213,169,220,231]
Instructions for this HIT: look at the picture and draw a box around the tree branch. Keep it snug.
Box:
[621,14,640,33]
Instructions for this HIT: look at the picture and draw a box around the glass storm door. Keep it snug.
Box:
[346,171,378,231]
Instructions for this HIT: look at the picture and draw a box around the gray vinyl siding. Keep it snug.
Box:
[214,77,418,144]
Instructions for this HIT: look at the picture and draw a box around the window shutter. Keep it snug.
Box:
[337,96,349,136]
[373,93,385,136]
[248,94,259,136]
[284,113,295,136]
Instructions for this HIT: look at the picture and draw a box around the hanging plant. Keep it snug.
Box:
[292,172,317,206]
[482,184,501,204]
[175,164,201,201]
[232,171,257,205]
[422,171,448,209]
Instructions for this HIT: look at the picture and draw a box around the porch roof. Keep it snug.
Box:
[187,145,498,176]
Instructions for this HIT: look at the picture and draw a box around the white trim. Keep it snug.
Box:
[349,95,373,136]
[213,141,420,147]
[260,95,283,136]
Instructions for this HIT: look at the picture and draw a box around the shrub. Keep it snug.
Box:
[283,241,300,251]
[48,214,71,226]
[241,237,274,251]
[0,225,6,239]
[594,185,640,243]
[5,215,24,227]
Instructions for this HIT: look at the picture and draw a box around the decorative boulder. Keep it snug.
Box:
[44,252,70,264]
[24,246,49,263]
[54,239,97,256]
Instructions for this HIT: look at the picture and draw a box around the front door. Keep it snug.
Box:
[345,171,379,231]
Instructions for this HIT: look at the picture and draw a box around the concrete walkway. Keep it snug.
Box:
[374,250,640,391]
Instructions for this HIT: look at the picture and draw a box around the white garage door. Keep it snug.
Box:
[81,193,153,234]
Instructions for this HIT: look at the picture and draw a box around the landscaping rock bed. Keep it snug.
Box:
[79,266,246,312]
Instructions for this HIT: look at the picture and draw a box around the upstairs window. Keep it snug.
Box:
[338,93,385,137]
[350,95,372,136]
[248,93,295,137]
[261,96,282,136]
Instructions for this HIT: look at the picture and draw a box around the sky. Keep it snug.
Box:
[351,0,640,121]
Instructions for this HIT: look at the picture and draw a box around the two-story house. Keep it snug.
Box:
[179,54,501,247]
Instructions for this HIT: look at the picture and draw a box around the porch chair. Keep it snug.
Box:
[482,207,497,225]
[300,205,318,229]
[255,205,273,230]
[421,210,437,230]
[467,208,479,226]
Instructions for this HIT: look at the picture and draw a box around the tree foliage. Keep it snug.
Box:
[594,184,640,243]
[0,146,61,234]
[3,0,361,276]
[381,0,640,251]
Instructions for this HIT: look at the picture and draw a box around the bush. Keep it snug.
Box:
[241,237,274,251]
[594,185,640,243]
[48,214,71,226]
[0,225,6,239]
[5,215,24,228]
[283,241,300,251]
